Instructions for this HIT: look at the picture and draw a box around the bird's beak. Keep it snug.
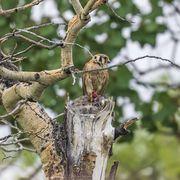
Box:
[108,59,111,63]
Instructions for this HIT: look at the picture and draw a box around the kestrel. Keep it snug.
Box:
[82,54,110,102]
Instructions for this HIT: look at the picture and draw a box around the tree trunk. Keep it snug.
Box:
[61,96,115,180]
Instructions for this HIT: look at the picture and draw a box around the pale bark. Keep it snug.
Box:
[0,66,66,85]
[64,96,115,180]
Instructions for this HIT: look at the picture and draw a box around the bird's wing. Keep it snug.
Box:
[82,62,93,95]
[99,70,109,95]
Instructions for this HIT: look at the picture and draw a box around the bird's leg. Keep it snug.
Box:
[87,92,93,102]
[92,91,105,107]
[88,91,98,103]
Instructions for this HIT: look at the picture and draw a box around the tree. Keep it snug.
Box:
[0,0,180,179]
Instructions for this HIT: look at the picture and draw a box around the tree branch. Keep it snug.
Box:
[84,0,97,14]
[0,100,25,119]
[135,79,180,89]
[71,0,83,14]
[108,161,119,180]
[91,0,108,12]
[114,118,138,140]
[61,0,106,68]
[76,55,180,75]
[0,0,44,16]
[0,66,67,85]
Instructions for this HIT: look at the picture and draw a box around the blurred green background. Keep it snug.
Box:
[0,0,180,179]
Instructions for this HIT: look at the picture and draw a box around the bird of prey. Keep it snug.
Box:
[82,54,110,102]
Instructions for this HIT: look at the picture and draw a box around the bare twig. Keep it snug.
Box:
[108,161,119,180]
[106,2,134,23]
[112,55,180,69]
[1,119,20,130]
[24,22,66,31]
[131,63,172,75]
[114,118,138,140]
[0,100,26,119]
[52,113,64,120]
[77,55,180,75]
[15,34,61,49]
[0,146,36,153]
[0,135,12,143]
[0,138,29,146]
[0,22,66,42]
[65,42,93,57]
[135,79,180,89]
[90,0,108,12]
[71,0,83,14]
[13,44,37,57]
[16,28,58,44]
[0,23,66,55]
[0,0,44,16]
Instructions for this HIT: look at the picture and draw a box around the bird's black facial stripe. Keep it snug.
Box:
[99,56,102,62]
[94,54,109,65]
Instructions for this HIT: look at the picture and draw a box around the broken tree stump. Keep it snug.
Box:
[64,96,115,180]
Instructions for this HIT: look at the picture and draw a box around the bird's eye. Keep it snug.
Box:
[94,55,97,60]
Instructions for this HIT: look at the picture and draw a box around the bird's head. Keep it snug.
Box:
[93,54,110,66]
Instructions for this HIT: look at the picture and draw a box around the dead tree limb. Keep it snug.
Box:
[108,161,119,180]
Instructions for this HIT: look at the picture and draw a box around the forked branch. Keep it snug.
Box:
[61,0,107,67]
